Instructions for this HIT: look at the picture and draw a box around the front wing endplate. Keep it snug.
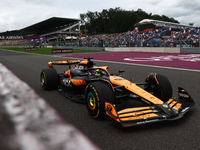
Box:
[105,87,194,127]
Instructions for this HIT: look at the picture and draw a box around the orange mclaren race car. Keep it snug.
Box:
[40,57,195,127]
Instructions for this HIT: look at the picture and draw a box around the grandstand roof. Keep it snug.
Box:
[20,17,81,35]
[139,19,192,28]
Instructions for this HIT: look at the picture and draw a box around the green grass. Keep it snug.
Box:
[1,47,103,54]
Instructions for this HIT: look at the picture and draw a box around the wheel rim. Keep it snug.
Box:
[41,73,45,86]
[87,92,96,110]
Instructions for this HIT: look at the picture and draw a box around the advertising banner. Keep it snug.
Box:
[52,49,73,54]
[0,36,41,40]
[24,47,38,51]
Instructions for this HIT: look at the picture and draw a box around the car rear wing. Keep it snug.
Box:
[48,57,95,69]
[48,60,80,69]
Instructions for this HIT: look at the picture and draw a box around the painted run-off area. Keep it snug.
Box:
[61,52,200,70]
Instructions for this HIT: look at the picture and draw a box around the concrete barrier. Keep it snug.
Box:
[105,47,181,53]
[0,63,101,150]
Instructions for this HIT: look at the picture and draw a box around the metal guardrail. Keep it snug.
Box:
[181,48,200,53]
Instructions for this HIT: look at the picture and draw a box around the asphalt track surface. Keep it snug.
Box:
[0,49,200,150]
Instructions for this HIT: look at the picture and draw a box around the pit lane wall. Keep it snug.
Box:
[0,63,101,150]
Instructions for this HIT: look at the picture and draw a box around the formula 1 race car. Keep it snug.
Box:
[40,57,195,127]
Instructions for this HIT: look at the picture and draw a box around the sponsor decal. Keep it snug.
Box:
[71,79,86,86]
[0,36,23,40]
[179,93,189,98]
[62,79,72,87]
[121,114,153,121]
[114,78,123,81]
[0,36,40,40]
[52,49,73,54]
[67,60,80,64]
[92,86,99,102]
[162,104,168,108]
[74,65,84,69]
[141,98,151,105]
[137,119,159,124]
[181,107,190,113]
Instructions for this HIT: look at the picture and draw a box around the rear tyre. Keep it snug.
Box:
[85,82,115,119]
[145,73,172,102]
[40,69,58,90]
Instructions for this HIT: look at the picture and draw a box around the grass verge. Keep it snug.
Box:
[1,47,103,54]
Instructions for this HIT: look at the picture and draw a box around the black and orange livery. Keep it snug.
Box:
[40,57,195,127]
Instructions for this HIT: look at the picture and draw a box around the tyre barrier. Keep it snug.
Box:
[0,63,100,150]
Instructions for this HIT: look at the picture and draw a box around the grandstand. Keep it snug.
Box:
[0,17,81,47]
[20,17,81,42]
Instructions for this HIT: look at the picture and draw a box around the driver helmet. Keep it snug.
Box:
[93,69,100,77]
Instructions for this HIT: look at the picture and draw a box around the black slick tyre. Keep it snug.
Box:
[40,69,58,90]
[145,73,172,102]
[85,82,115,119]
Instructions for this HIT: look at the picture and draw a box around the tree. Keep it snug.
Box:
[189,23,194,26]
[79,7,179,35]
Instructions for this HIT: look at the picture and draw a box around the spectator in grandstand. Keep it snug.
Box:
[77,26,199,47]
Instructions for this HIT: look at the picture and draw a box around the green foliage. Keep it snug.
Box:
[189,23,194,26]
[80,7,179,34]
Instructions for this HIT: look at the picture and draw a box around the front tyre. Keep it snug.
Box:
[40,69,58,90]
[145,73,172,102]
[85,82,115,119]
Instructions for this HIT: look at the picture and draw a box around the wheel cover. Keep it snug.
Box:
[87,92,96,110]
